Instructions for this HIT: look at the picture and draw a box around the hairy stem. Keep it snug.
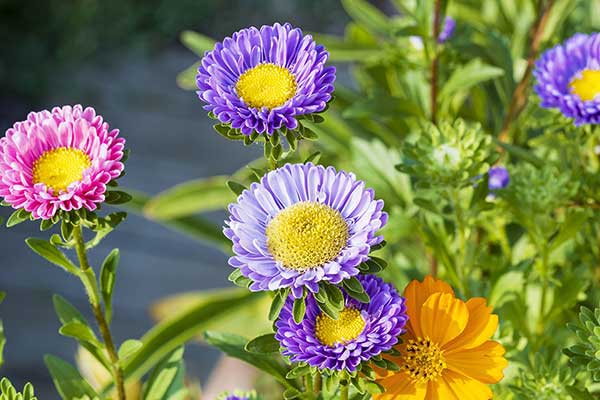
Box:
[430,0,442,123]
[73,224,126,400]
[498,0,554,143]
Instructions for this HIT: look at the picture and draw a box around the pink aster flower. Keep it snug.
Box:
[0,105,126,220]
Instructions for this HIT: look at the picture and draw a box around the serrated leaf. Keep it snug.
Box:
[26,238,79,274]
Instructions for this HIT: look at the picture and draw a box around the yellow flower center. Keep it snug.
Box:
[235,63,297,109]
[315,307,366,347]
[569,69,600,101]
[32,147,91,193]
[266,201,349,271]
[403,338,446,383]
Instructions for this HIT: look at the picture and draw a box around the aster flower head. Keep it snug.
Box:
[0,105,126,220]
[534,32,600,125]
[488,166,510,190]
[376,276,508,400]
[224,163,387,299]
[275,274,407,372]
[437,16,456,44]
[196,22,336,136]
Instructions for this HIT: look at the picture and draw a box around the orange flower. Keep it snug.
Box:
[375,276,508,400]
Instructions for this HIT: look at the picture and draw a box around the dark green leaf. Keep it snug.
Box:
[226,181,247,196]
[100,249,119,323]
[245,333,280,354]
[292,297,306,324]
[269,289,288,321]
[26,238,78,274]
[304,151,322,164]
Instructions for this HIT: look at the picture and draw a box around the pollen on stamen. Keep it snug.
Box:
[265,201,349,271]
[236,63,297,109]
[315,307,366,347]
[32,147,91,193]
[403,338,447,383]
[569,69,600,102]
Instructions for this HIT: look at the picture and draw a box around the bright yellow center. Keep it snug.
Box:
[236,63,297,109]
[32,147,91,193]
[266,201,349,271]
[315,307,366,347]
[403,338,446,383]
[570,69,600,101]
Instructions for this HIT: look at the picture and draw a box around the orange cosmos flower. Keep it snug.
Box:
[375,276,508,400]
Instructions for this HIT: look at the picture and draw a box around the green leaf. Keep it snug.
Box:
[342,96,424,120]
[292,297,306,324]
[44,355,99,400]
[439,59,504,100]
[53,294,88,325]
[59,321,99,346]
[118,339,143,361]
[176,61,201,90]
[144,176,235,220]
[180,30,215,56]
[105,190,132,205]
[226,180,247,196]
[26,238,79,274]
[204,331,298,390]
[143,347,185,400]
[304,151,322,164]
[245,333,280,354]
[6,209,30,227]
[341,0,391,36]
[100,249,119,324]
[283,388,301,399]
[0,319,4,369]
[268,289,289,321]
[549,210,588,252]
[0,378,38,400]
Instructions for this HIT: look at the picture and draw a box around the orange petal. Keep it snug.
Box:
[419,292,468,346]
[404,276,455,337]
[376,371,427,400]
[442,370,494,400]
[422,377,459,400]
[443,298,498,351]
[445,340,508,384]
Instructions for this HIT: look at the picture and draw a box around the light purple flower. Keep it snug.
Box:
[488,166,510,190]
[275,274,407,372]
[196,23,336,136]
[0,105,125,220]
[438,16,456,43]
[534,32,600,125]
[224,163,387,298]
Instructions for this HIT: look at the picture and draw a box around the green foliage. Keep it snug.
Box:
[564,306,600,382]
[398,119,496,188]
[0,378,37,400]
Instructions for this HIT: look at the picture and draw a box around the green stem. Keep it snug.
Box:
[340,382,349,400]
[304,375,313,399]
[536,246,550,336]
[73,224,126,400]
[313,373,321,395]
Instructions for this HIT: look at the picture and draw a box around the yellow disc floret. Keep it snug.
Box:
[266,201,349,271]
[403,338,446,383]
[315,307,366,347]
[570,69,600,101]
[32,147,91,193]
[236,63,297,109]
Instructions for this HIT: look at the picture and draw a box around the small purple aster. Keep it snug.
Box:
[534,32,600,125]
[488,166,510,190]
[218,390,260,400]
[275,274,407,372]
[196,23,336,136]
[437,16,456,44]
[224,163,387,298]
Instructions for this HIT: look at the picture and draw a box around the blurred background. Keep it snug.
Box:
[0,1,355,397]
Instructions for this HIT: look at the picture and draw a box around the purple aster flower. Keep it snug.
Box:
[224,163,387,298]
[534,32,600,125]
[218,390,261,400]
[488,166,510,190]
[275,274,407,372]
[196,22,336,136]
[437,16,456,44]
[0,105,125,220]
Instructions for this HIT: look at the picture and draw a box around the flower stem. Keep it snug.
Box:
[73,224,126,400]
[498,0,554,144]
[536,246,550,337]
[304,375,313,399]
[313,373,321,394]
[340,381,349,400]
